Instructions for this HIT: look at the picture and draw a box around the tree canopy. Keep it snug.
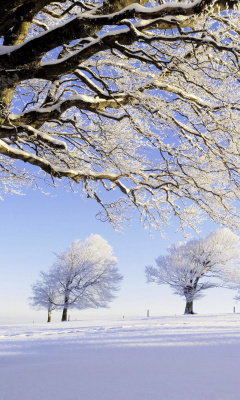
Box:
[1,0,240,231]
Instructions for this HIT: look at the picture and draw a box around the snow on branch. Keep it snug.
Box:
[1,0,240,232]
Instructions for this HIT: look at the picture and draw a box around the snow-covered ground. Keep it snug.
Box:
[0,314,240,400]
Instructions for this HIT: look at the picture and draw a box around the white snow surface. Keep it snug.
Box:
[0,314,240,400]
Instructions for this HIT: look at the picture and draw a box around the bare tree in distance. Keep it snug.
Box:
[29,271,59,322]
[1,1,240,232]
[145,228,240,314]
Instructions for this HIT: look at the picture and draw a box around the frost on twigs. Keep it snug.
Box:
[1,0,240,232]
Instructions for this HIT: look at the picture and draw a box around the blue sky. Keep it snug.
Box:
[1,185,237,324]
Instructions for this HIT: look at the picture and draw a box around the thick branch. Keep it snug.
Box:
[0,0,237,70]
[9,94,130,127]
[0,138,124,183]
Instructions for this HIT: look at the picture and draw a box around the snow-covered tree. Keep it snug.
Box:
[48,234,122,321]
[29,271,60,322]
[220,258,240,303]
[146,228,240,314]
[1,1,240,231]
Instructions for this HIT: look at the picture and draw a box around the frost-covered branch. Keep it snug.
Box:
[2,0,240,232]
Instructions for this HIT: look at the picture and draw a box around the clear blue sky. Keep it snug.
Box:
[0,185,237,324]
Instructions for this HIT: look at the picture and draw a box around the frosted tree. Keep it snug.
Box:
[29,271,60,322]
[220,259,240,303]
[146,228,240,314]
[50,234,122,321]
[1,1,240,231]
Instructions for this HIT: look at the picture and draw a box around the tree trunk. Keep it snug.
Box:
[61,307,68,321]
[47,310,52,323]
[62,292,69,321]
[184,300,195,314]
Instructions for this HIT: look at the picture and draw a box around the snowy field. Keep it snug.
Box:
[1,314,240,400]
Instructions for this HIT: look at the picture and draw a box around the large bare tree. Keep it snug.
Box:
[1,0,240,231]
